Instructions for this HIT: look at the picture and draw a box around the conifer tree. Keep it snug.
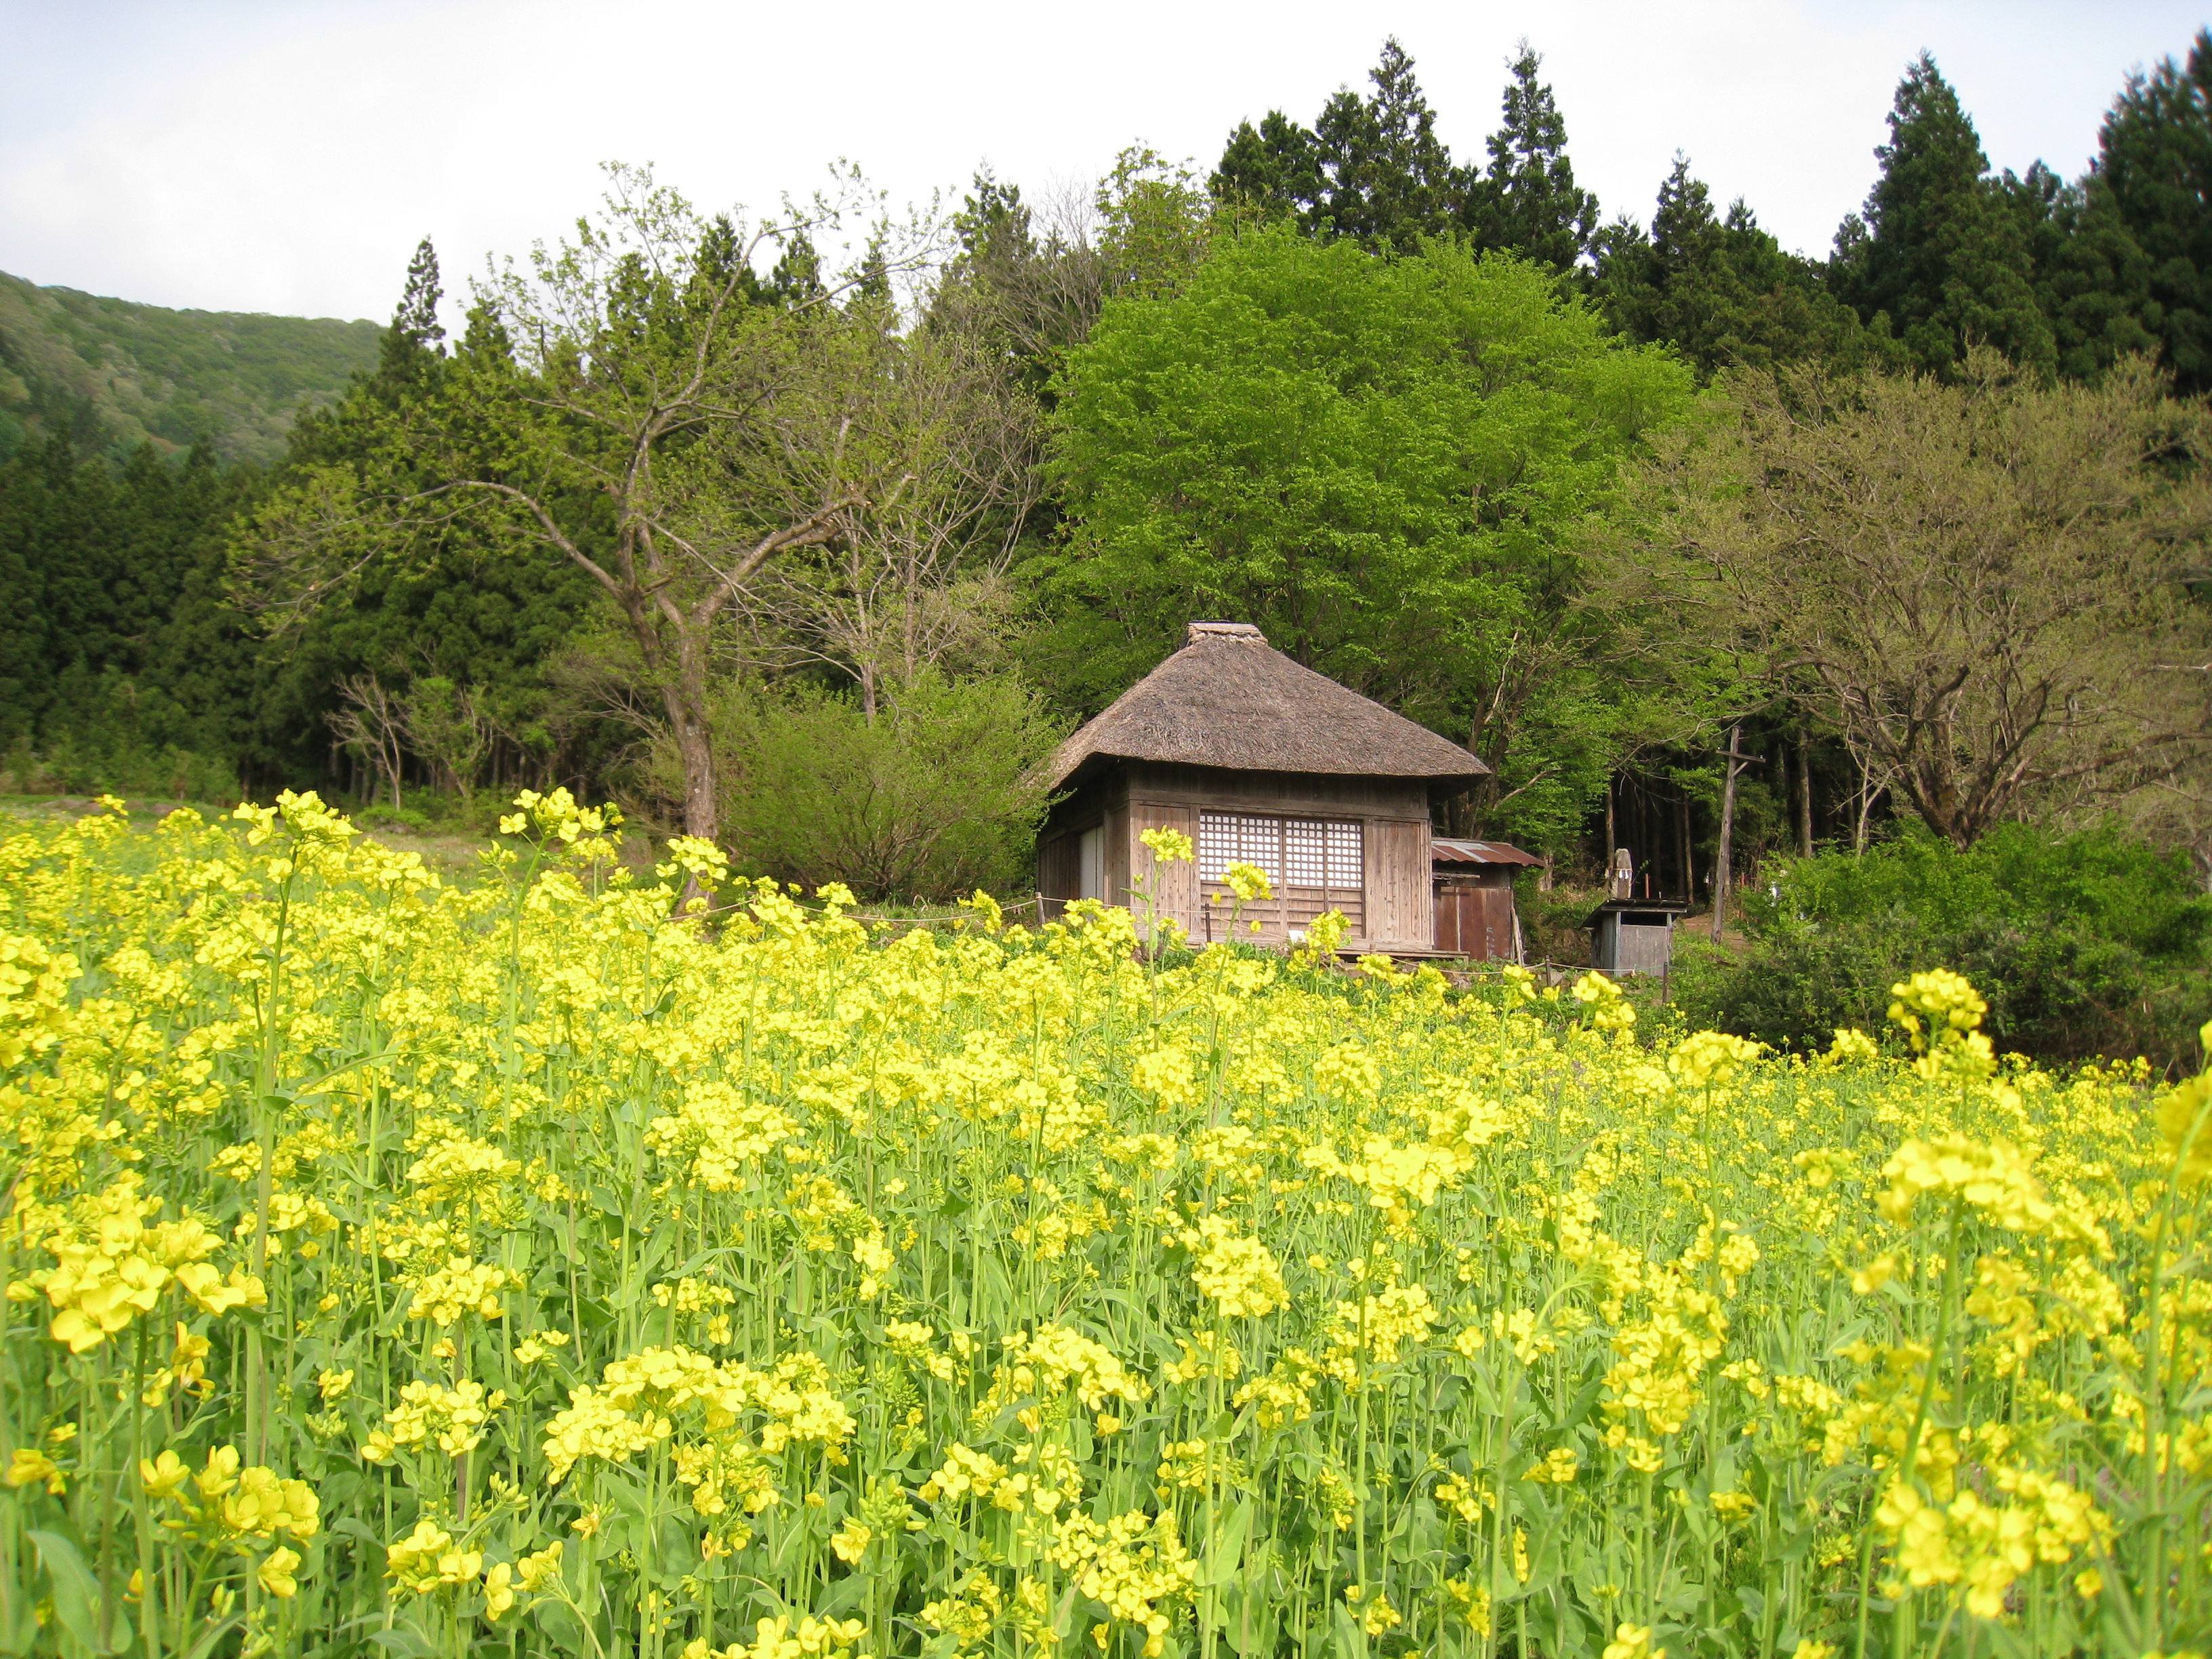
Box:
[253,241,603,791]
[1830,54,2054,378]
[1309,39,1465,249]
[375,237,446,394]
[1463,45,1598,273]
[1211,112,1324,228]
[1595,157,1867,377]
[2003,162,2160,384]
[951,170,1035,268]
[770,233,828,306]
[2091,29,2212,392]
[1210,39,1465,249]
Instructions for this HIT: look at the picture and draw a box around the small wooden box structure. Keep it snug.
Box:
[1037,623,1488,954]
[1431,838,1538,960]
[1585,853,1689,975]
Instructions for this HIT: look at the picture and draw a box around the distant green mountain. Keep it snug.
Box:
[0,272,383,468]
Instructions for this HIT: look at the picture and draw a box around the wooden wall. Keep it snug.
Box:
[1126,798,1200,927]
[1040,762,1438,953]
[1036,832,1081,907]
[1037,776,1111,913]
[1123,764,1429,821]
[1435,876,1518,960]
[1592,914,1676,976]
[1363,817,1433,953]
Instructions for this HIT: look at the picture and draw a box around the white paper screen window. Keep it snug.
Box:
[1197,813,1361,886]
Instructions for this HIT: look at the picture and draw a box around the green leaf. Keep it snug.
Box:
[26,1531,104,1654]
[1197,1496,1253,1587]
[367,1626,442,1659]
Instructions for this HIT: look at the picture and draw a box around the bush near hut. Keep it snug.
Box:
[1670,821,2212,1071]
[3,794,2210,1659]
[680,668,1065,903]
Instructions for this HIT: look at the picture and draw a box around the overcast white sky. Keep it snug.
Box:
[1,0,2205,325]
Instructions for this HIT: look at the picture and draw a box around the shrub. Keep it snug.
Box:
[702,668,1066,901]
[1671,821,2212,1070]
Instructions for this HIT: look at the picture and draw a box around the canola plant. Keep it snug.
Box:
[1,792,2207,1659]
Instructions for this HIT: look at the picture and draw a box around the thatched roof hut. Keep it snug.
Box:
[1038,622,1487,954]
[1048,621,1489,791]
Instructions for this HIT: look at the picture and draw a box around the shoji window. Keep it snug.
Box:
[1195,812,1363,941]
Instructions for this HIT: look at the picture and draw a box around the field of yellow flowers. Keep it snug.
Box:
[2,792,2208,1659]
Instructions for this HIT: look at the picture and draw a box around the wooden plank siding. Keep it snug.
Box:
[1036,832,1082,907]
[1128,799,1200,930]
[1196,880,1365,945]
[1122,763,1429,821]
[1362,817,1433,952]
[1040,759,1443,954]
[1435,880,1517,960]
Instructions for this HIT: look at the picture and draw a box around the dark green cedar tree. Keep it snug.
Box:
[1595,157,1872,377]
[1210,112,1326,228]
[257,241,605,791]
[1830,53,2056,378]
[0,435,260,790]
[2090,30,2212,392]
[2001,162,2160,384]
[1462,45,1599,274]
[1309,39,1467,249]
[1211,38,1466,249]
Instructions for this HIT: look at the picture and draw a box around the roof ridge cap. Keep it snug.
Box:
[1185,620,1267,645]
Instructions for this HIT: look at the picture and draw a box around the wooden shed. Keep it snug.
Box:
[1037,622,1488,953]
[1585,853,1689,976]
[1431,838,1539,961]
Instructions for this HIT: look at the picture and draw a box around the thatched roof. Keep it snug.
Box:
[1048,622,1490,790]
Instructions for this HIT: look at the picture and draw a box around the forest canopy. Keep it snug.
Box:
[3,30,2211,911]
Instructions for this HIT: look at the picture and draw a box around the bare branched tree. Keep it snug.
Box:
[239,163,945,842]
[398,677,491,801]
[735,317,1043,714]
[1613,352,2212,848]
[330,675,408,809]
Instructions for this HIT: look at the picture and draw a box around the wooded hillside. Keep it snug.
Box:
[0,271,380,466]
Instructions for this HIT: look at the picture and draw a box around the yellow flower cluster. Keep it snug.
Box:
[405,1254,524,1326]
[1187,1217,1290,1318]
[684,1615,869,1659]
[140,1447,319,1547]
[1879,1465,2109,1618]
[11,1176,264,1352]
[362,1378,506,1461]
[1,792,2203,1658]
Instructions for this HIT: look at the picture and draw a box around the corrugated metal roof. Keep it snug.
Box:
[1431,838,1542,867]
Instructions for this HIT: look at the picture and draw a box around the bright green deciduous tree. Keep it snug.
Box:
[1038,225,1698,850]
[687,668,1065,899]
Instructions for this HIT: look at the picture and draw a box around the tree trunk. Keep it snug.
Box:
[1853,752,1876,855]
[666,629,720,842]
[1677,788,1694,907]
[1711,723,1742,945]
[1797,726,1814,857]
[1604,775,1616,865]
